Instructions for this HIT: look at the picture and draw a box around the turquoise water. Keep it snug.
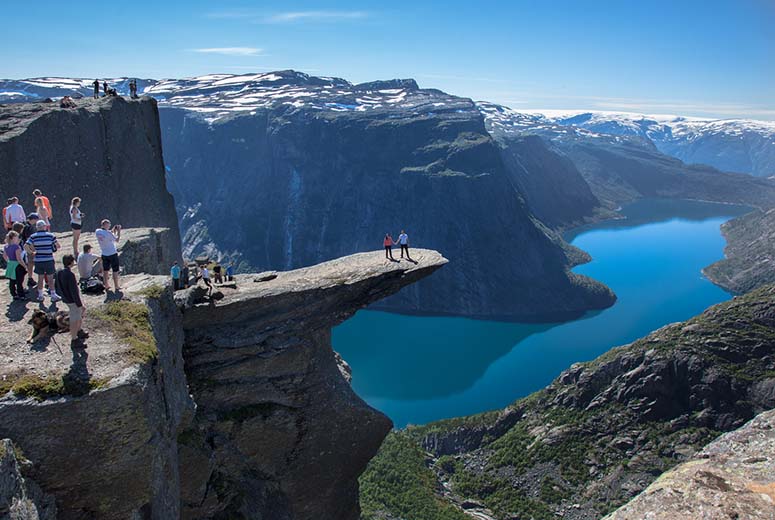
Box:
[333,200,751,427]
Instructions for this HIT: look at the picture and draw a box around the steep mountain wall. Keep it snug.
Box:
[361,284,775,520]
[159,93,614,321]
[0,97,181,251]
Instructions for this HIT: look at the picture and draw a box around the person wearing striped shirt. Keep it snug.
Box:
[26,220,61,302]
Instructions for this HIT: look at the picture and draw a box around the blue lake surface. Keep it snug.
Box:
[333,200,751,427]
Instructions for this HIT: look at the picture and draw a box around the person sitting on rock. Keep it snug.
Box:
[60,96,77,108]
[77,244,103,282]
[55,254,89,349]
[383,233,396,261]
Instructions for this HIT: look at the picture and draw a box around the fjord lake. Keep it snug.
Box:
[333,199,751,427]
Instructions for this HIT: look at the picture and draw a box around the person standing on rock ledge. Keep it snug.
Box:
[96,219,121,292]
[56,254,89,349]
[398,230,410,259]
[70,197,84,256]
[170,261,181,291]
[92,79,100,99]
[26,220,61,303]
[384,233,397,261]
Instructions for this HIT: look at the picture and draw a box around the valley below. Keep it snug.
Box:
[335,199,751,427]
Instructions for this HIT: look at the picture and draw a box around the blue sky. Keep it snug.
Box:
[2,0,773,119]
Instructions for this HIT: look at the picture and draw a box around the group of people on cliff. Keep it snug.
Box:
[170,260,234,292]
[92,79,139,99]
[3,191,125,348]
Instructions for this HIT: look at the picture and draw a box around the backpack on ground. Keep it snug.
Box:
[83,277,105,294]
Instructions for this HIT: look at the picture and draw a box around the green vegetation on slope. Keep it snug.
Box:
[92,300,157,363]
[361,285,775,520]
[360,432,468,520]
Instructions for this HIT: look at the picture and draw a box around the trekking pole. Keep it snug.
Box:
[50,335,64,356]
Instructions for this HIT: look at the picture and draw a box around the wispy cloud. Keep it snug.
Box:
[265,10,368,23]
[205,9,369,24]
[191,47,264,57]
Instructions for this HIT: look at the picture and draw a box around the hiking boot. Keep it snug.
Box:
[27,279,37,288]
[50,294,62,303]
[77,330,90,339]
[70,338,87,350]
[36,293,45,302]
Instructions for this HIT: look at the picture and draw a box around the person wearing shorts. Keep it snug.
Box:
[55,254,89,349]
[96,219,121,291]
[26,220,61,302]
[70,197,84,255]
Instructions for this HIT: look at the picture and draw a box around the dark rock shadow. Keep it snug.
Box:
[104,290,124,302]
[5,299,29,322]
[63,346,91,396]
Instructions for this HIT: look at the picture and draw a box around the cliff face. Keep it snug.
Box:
[159,83,614,320]
[0,239,447,519]
[704,208,775,294]
[0,97,181,246]
[361,284,775,520]
[176,249,447,519]
[604,409,775,520]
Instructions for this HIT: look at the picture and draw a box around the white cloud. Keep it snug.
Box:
[264,10,368,23]
[191,47,263,57]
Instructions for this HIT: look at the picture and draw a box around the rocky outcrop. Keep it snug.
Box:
[605,409,775,520]
[704,208,775,294]
[361,284,775,520]
[176,249,447,519]
[0,276,194,520]
[0,97,181,246]
[0,439,56,520]
[0,245,447,519]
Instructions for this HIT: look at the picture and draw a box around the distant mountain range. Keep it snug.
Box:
[3,73,773,178]
[2,72,774,319]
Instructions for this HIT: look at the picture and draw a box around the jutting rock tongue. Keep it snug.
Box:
[176,249,448,520]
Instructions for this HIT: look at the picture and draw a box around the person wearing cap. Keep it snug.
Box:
[26,220,61,302]
[4,197,26,230]
[96,219,121,292]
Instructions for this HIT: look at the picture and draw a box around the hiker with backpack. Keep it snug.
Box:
[55,254,89,349]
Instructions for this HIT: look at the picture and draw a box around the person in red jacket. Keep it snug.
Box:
[383,233,396,261]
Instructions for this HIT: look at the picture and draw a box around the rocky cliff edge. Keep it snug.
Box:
[0,235,447,520]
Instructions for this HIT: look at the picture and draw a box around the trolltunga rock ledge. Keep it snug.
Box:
[176,248,448,331]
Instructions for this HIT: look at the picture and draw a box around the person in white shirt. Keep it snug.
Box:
[95,219,121,292]
[77,244,103,281]
[4,197,26,228]
[398,230,410,259]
